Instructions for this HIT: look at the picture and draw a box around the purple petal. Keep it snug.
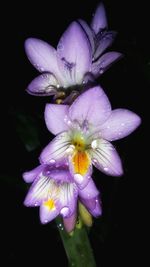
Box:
[39,132,70,164]
[59,183,78,217]
[91,139,123,176]
[44,104,69,135]
[26,73,58,96]
[25,38,62,80]
[91,3,108,34]
[40,204,59,224]
[24,174,51,207]
[100,109,141,141]
[90,197,102,217]
[78,19,95,53]
[92,52,123,77]
[94,31,117,60]
[23,164,44,183]
[78,179,99,199]
[57,21,91,85]
[63,212,77,232]
[69,86,111,127]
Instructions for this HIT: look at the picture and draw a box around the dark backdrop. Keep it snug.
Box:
[1,0,147,266]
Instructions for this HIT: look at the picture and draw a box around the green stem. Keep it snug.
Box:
[56,217,96,267]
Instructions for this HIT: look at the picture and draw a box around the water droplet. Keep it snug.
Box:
[56,84,60,88]
[44,219,48,223]
[99,68,104,74]
[34,202,38,207]
[50,159,56,164]
[91,139,98,149]
[58,42,64,51]
[121,123,125,126]
[93,158,98,164]
[74,173,84,184]
[60,207,69,216]
[104,167,108,172]
[40,67,44,72]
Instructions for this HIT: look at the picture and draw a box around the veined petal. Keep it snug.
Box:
[23,164,44,183]
[57,21,91,85]
[44,104,69,135]
[40,204,59,224]
[26,73,58,96]
[78,19,95,53]
[63,212,77,232]
[25,38,62,80]
[94,31,117,60]
[69,86,111,127]
[24,174,52,207]
[59,183,78,217]
[92,52,123,77]
[78,179,99,199]
[91,3,108,34]
[90,139,123,176]
[39,132,71,164]
[100,109,141,141]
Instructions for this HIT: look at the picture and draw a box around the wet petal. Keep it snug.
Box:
[69,86,111,127]
[100,109,141,141]
[78,19,95,53]
[78,179,99,199]
[23,164,44,183]
[25,38,62,80]
[24,174,51,207]
[59,183,78,217]
[92,52,123,77]
[40,204,59,224]
[44,103,69,135]
[91,3,108,34]
[57,21,91,85]
[90,139,123,176]
[26,73,58,96]
[63,212,77,232]
[94,31,117,60]
[90,197,102,217]
[39,132,71,164]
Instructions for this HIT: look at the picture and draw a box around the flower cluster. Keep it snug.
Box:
[23,3,141,232]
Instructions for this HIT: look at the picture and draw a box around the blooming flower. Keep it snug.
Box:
[24,3,122,99]
[23,164,101,232]
[39,86,141,189]
[79,2,122,77]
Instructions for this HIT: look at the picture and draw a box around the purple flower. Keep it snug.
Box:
[24,3,122,98]
[23,164,101,232]
[39,86,141,189]
[79,2,122,77]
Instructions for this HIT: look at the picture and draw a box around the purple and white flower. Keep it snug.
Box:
[24,3,122,98]
[39,86,141,189]
[23,164,101,232]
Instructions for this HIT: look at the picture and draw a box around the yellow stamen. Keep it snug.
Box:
[44,199,55,210]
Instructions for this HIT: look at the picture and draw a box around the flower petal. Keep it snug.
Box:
[69,86,111,127]
[59,183,78,217]
[40,204,59,224]
[63,212,77,232]
[57,21,91,85]
[100,109,141,141]
[25,38,62,80]
[90,197,102,217]
[78,179,99,199]
[91,3,108,34]
[44,103,69,135]
[23,164,44,183]
[93,31,117,60]
[78,19,95,53]
[39,132,71,164]
[91,139,123,176]
[92,52,123,77]
[80,196,102,217]
[26,73,58,96]
[24,174,51,207]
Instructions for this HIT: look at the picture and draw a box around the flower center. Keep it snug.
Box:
[44,199,55,210]
[71,133,90,176]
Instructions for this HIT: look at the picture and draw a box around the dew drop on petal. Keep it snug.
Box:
[44,219,48,223]
[93,158,98,164]
[60,207,69,217]
[99,68,104,74]
[104,167,109,172]
[50,159,56,164]
[34,202,38,207]
[91,139,98,149]
[74,173,84,184]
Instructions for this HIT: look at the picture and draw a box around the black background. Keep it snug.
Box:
[1,0,147,266]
